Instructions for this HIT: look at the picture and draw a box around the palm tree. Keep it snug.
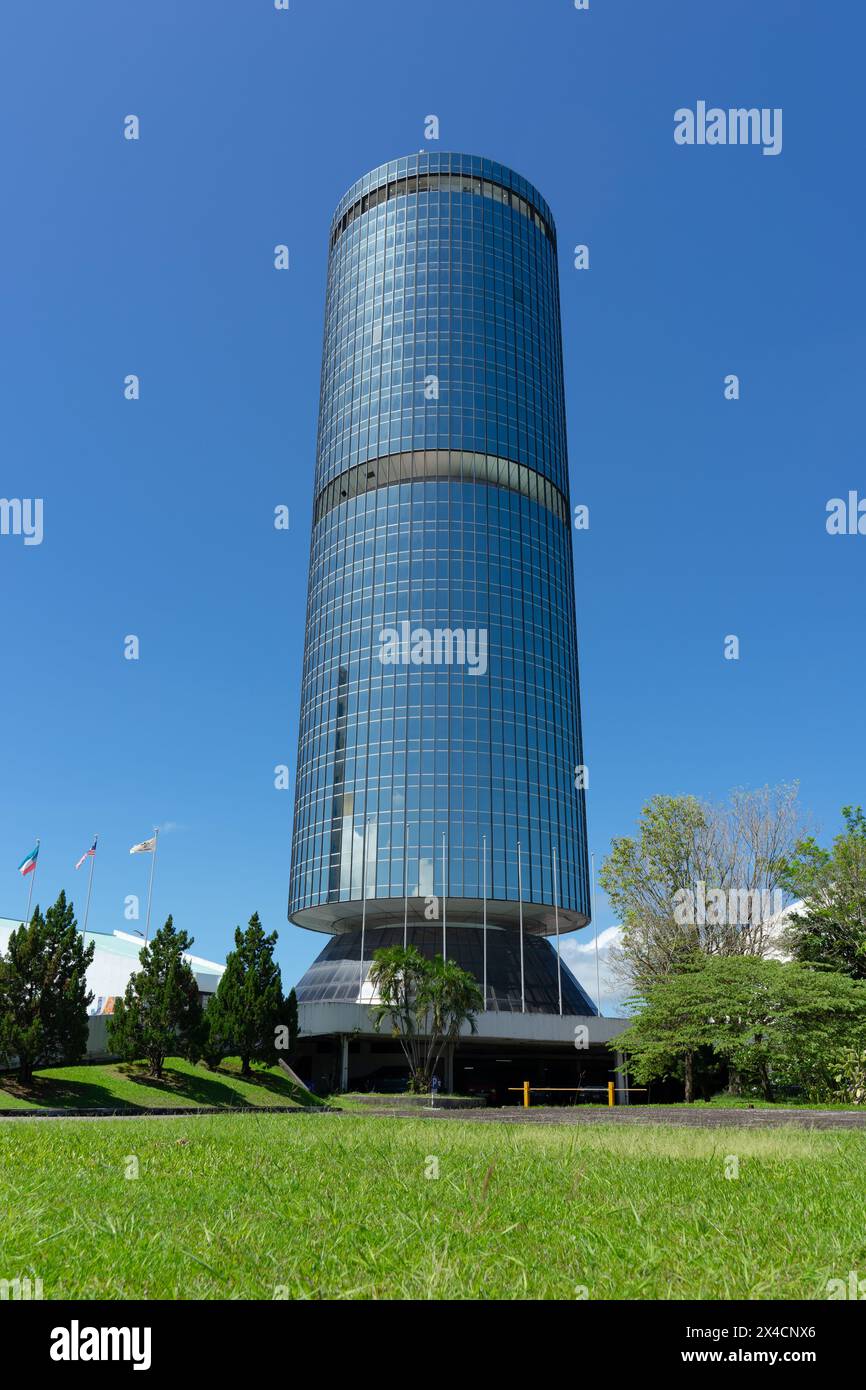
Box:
[369,946,483,1093]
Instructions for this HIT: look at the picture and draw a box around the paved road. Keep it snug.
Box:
[359,1104,866,1131]
[3,1102,864,1130]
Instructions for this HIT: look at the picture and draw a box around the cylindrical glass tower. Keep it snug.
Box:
[289,153,592,1012]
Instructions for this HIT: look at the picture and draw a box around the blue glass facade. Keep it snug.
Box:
[289,153,590,940]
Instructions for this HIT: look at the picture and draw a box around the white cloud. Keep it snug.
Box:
[561,926,630,1017]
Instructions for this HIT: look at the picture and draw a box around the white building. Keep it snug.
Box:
[0,917,225,1059]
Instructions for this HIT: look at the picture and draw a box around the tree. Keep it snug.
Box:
[612,955,866,1102]
[204,913,288,1074]
[833,1048,866,1105]
[714,960,866,1100]
[108,916,202,1079]
[369,945,483,1093]
[601,784,804,993]
[781,806,866,978]
[284,987,299,1057]
[0,891,94,1086]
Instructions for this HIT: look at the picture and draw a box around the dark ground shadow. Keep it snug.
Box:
[1,1074,140,1110]
[217,1065,323,1106]
[1,1060,311,1111]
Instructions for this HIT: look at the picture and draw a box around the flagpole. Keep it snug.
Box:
[482,833,487,1011]
[144,828,159,944]
[358,816,369,1017]
[517,840,525,1014]
[553,845,562,1017]
[24,838,39,926]
[403,823,409,949]
[591,849,602,1017]
[441,831,447,961]
[82,836,97,935]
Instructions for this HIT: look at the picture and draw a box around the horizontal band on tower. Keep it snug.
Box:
[331,170,556,249]
[313,450,570,528]
[291,895,589,937]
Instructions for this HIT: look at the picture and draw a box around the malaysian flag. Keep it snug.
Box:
[75,837,98,870]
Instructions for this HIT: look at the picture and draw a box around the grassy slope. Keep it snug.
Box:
[0,1057,313,1112]
[2,1114,865,1299]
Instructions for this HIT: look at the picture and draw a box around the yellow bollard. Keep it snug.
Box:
[608,1080,615,1108]
[523,1080,530,1109]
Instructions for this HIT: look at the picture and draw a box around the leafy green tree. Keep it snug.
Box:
[611,953,709,1101]
[369,945,483,1093]
[205,913,288,1075]
[601,785,803,992]
[613,955,866,1102]
[600,795,710,994]
[723,963,866,1100]
[781,807,866,978]
[108,916,202,1079]
[0,891,94,1086]
[833,1048,866,1105]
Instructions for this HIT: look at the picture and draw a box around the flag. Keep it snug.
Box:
[18,844,39,876]
[75,837,98,870]
[130,838,156,855]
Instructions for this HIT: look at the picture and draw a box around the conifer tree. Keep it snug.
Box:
[206,913,286,1075]
[0,890,95,1086]
[108,916,202,1079]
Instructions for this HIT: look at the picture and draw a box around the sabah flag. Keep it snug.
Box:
[18,844,39,876]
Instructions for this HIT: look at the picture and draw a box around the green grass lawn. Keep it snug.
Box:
[2,1113,864,1299]
[0,1057,315,1112]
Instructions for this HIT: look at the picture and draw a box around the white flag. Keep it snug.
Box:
[130,838,156,855]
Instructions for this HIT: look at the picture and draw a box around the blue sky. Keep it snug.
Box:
[2,0,863,1010]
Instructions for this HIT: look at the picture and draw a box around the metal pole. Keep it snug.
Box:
[24,839,39,926]
[82,836,98,935]
[553,845,562,1016]
[359,817,369,1011]
[441,830,447,960]
[144,828,159,944]
[591,849,602,1016]
[482,833,487,1010]
[403,823,409,949]
[517,840,525,1014]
